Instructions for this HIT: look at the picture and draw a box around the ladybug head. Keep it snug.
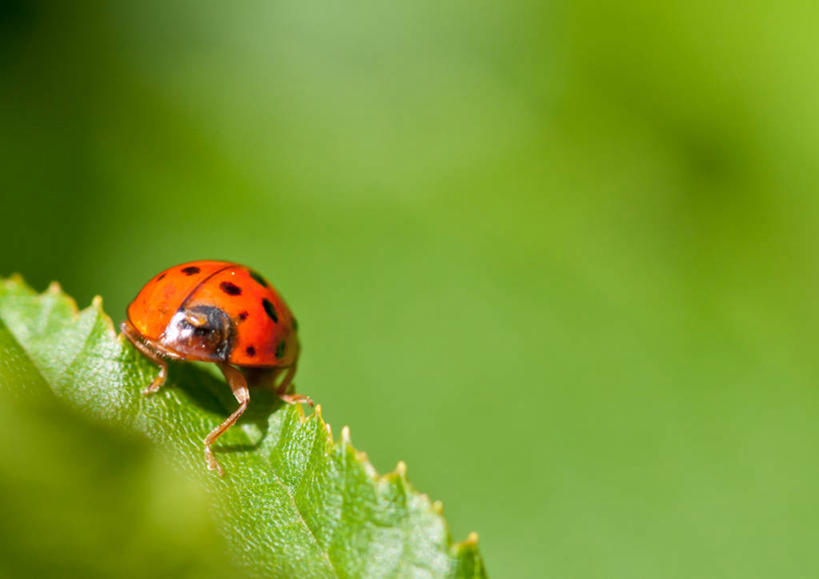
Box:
[161,304,236,361]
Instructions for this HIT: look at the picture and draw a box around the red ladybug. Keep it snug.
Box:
[121,260,312,475]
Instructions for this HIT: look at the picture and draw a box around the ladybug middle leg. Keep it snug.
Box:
[203,363,250,476]
[120,320,168,396]
[275,364,314,406]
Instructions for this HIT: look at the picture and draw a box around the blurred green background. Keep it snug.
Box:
[3,1,819,577]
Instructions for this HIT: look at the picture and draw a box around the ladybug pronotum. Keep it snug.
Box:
[121,260,312,475]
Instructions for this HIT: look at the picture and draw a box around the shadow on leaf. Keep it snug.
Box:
[168,362,287,454]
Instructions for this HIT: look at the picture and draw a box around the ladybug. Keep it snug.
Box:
[121,260,312,476]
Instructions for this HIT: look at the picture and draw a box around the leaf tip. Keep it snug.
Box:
[395,460,407,478]
[47,281,62,294]
[466,532,479,545]
[432,500,444,514]
[341,425,351,444]
[6,272,24,284]
[92,295,104,309]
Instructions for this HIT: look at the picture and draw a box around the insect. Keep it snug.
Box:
[121,260,312,476]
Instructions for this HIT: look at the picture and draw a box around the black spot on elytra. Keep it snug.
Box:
[276,340,286,358]
[238,311,249,321]
[246,345,256,357]
[220,281,242,296]
[249,270,269,287]
[262,298,278,323]
[292,317,299,330]
[181,266,200,276]
[156,273,166,281]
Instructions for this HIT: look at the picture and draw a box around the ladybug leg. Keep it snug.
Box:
[276,364,314,406]
[203,363,250,477]
[120,320,168,395]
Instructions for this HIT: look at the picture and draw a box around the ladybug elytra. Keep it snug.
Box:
[121,260,312,476]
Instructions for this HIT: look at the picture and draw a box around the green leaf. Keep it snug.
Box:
[0,276,486,578]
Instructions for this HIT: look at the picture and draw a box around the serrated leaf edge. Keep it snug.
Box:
[1,276,483,564]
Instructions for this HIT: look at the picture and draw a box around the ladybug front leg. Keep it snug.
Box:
[204,363,250,477]
[120,320,168,396]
